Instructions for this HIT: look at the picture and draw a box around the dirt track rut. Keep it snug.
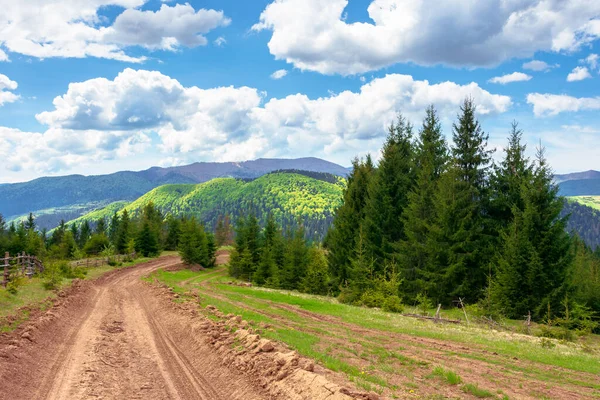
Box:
[0,257,268,400]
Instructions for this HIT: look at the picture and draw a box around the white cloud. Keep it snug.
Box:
[527,93,600,116]
[104,4,230,50]
[0,49,8,62]
[489,72,532,84]
[253,0,600,75]
[522,60,558,72]
[270,69,288,80]
[214,37,227,47]
[566,66,592,82]
[0,1,230,62]
[584,54,599,71]
[2,69,511,175]
[0,74,19,106]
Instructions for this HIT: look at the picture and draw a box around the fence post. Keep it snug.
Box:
[3,252,9,287]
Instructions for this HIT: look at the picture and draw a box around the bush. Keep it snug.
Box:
[42,265,62,291]
[359,290,386,308]
[6,276,25,295]
[337,287,360,305]
[416,292,433,315]
[58,262,87,279]
[382,295,404,313]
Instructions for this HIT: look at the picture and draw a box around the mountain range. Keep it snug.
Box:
[0,157,349,228]
[2,159,600,248]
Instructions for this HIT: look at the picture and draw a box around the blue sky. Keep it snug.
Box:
[0,0,600,183]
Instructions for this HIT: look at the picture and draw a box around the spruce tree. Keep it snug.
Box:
[116,209,131,254]
[489,122,533,240]
[280,223,309,290]
[362,114,415,269]
[429,98,493,303]
[135,219,160,257]
[25,213,35,231]
[399,106,448,301]
[96,218,107,235]
[325,156,374,289]
[164,215,182,251]
[302,247,330,295]
[109,213,120,245]
[79,220,92,249]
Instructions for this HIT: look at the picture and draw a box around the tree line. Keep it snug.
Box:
[324,99,599,325]
[0,202,216,268]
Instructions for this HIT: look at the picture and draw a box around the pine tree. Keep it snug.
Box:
[136,219,160,257]
[399,106,448,301]
[489,122,533,240]
[109,213,120,245]
[25,213,35,231]
[325,156,374,289]
[302,247,330,295]
[362,114,415,269]
[179,218,207,266]
[525,146,573,318]
[79,220,92,249]
[429,98,494,303]
[280,223,309,290]
[96,218,107,235]
[70,224,80,247]
[116,209,131,254]
[254,214,283,285]
[164,215,182,251]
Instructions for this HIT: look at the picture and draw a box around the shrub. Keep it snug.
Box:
[6,276,25,295]
[416,292,433,315]
[382,295,404,313]
[42,265,62,291]
[58,262,87,279]
[360,290,386,308]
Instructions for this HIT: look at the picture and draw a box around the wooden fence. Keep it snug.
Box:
[1,252,45,287]
[70,253,136,268]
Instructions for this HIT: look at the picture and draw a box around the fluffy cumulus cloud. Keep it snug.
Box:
[489,72,532,84]
[253,0,600,75]
[1,69,511,174]
[566,66,592,82]
[0,74,19,106]
[527,93,600,116]
[0,1,230,62]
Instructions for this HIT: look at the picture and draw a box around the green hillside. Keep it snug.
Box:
[569,195,600,211]
[69,172,345,240]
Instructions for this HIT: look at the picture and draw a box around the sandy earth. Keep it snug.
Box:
[0,257,269,400]
[0,256,376,400]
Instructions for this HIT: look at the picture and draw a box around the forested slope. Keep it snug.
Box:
[69,172,345,241]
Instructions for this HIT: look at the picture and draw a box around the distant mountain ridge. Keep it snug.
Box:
[0,157,349,228]
[555,170,600,183]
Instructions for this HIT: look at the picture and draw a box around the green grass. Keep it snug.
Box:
[461,383,494,398]
[148,266,600,399]
[430,366,462,385]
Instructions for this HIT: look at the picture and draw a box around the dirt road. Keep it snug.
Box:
[0,256,268,400]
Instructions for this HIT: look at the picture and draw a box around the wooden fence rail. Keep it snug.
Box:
[1,252,45,287]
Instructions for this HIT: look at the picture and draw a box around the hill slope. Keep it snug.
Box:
[559,179,600,196]
[555,170,600,183]
[70,172,345,241]
[1,158,348,229]
[563,200,600,250]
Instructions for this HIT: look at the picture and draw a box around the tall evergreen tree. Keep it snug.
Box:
[280,223,309,290]
[489,122,533,238]
[25,213,36,231]
[136,219,160,257]
[399,106,448,300]
[325,156,374,289]
[79,220,92,248]
[362,114,415,269]
[96,218,107,235]
[429,98,494,303]
[109,212,120,245]
[115,209,131,254]
[164,215,182,251]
